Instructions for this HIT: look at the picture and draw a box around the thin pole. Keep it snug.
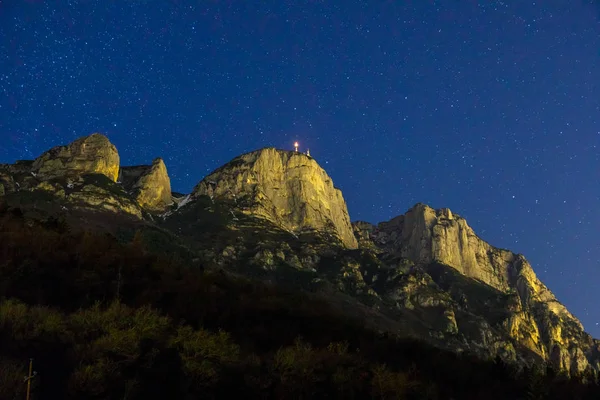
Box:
[25,358,33,400]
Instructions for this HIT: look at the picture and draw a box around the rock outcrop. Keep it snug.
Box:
[119,158,173,212]
[193,148,358,249]
[31,133,120,182]
[368,204,512,291]
[0,134,154,219]
[356,203,592,375]
[352,221,379,250]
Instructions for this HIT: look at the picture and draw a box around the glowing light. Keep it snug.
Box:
[294,141,299,152]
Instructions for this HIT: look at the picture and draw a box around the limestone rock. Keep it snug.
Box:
[3,134,599,376]
[193,148,357,249]
[31,133,120,182]
[120,158,173,212]
[369,204,578,321]
[504,311,546,358]
[367,203,592,375]
[509,255,580,326]
[67,181,142,218]
[371,203,513,291]
[0,134,144,219]
[352,221,378,249]
[550,345,590,376]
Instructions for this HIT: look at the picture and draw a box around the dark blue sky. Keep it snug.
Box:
[2,1,600,336]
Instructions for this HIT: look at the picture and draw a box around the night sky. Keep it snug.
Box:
[2,1,600,336]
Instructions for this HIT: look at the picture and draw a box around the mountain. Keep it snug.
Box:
[119,157,173,213]
[354,205,599,373]
[1,133,599,398]
[31,132,120,182]
[192,147,358,249]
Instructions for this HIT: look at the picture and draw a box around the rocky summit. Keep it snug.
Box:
[354,204,600,375]
[119,158,173,213]
[32,133,120,182]
[193,147,358,249]
[1,132,599,379]
[0,134,175,220]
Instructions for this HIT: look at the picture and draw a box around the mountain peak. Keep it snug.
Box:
[193,147,357,248]
[355,203,590,374]
[224,146,314,166]
[119,157,173,213]
[405,203,455,220]
[31,132,120,182]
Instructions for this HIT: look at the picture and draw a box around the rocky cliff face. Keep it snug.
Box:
[354,203,594,375]
[120,158,173,213]
[365,204,513,291]
[31,133,120,182]
[3,135,598,377]
[192,148,358,249]
[0,133,176,220]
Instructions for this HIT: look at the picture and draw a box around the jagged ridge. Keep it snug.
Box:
[353,203,599,375]
[0,133,174,217]
[1,132,599,377]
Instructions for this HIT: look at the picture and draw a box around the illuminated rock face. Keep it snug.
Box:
[193,148,358,249]
[31,133,120,182]
[119,158,173,213]
[0,133,174,218]
[369,204,516,291]
[361,203,592,375]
